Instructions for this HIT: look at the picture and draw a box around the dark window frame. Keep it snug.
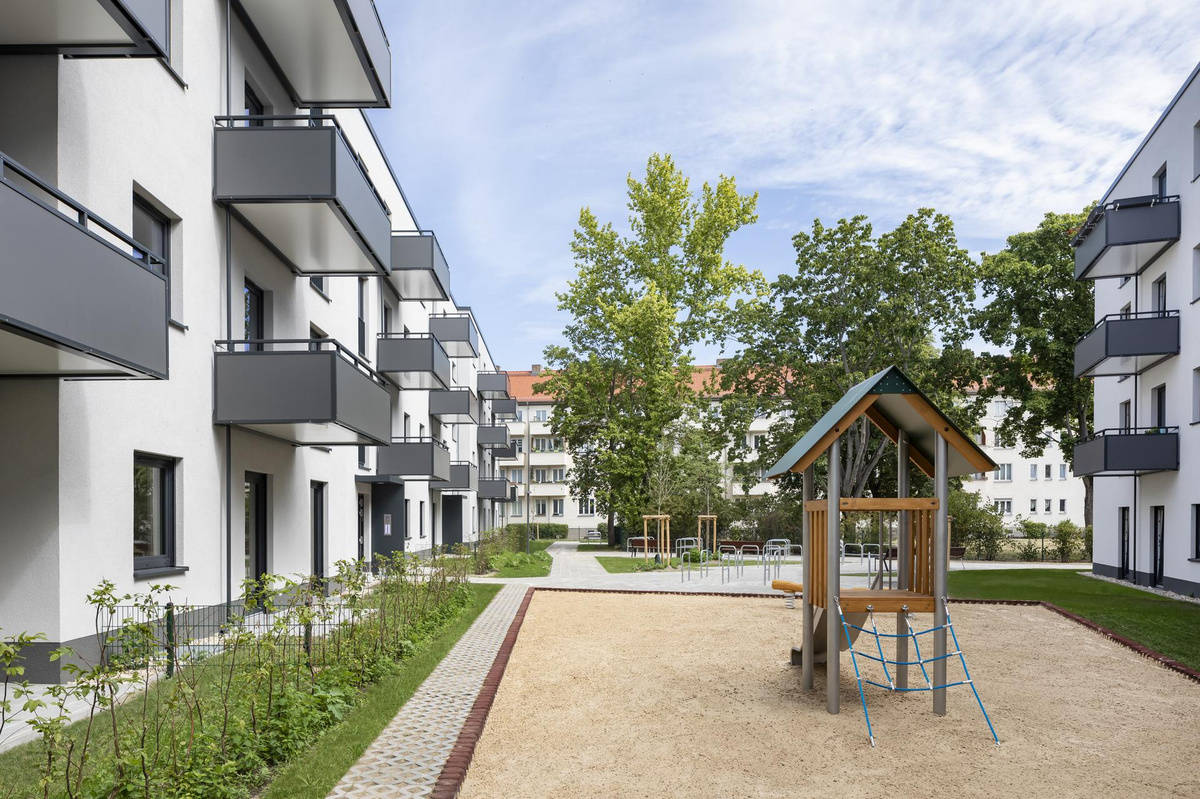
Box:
[132,194,170,278]
[133,453,176,572]
[311,481,326,580]
[244,82,265,127]
[243,278,264,351]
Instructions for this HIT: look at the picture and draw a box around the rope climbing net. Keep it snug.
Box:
[836,597,999,747]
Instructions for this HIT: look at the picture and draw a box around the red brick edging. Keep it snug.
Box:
[430,585,1199,797]
[430,587,534,799]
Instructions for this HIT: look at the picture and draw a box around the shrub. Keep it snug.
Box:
[1081,525,1093,560]
[1050,520,1080,562]
[503,522,568,539]
[1016,541,1040,561]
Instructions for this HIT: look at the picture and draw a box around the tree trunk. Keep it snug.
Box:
[1082,475,1093,530]
[606,508,617,548]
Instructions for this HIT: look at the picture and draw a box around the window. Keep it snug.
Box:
[509,499,523,517]
[1193,368,1200,424]
[419,501,425,538]
[1044,464,1052,480]
[532,436,561,452]
[310,276,326,296]
[311,482,326,580]
[383,305,392,335]
[134,454,176,571]
[552,499,564,517]
[358,445,367,469]
[1030,499,1037,514]
[1044,498,1052,513]
[243,279,264,350]
[750,434,765,451]
[506,468,523,483]
[515,408,524,421]
[1195,122,1200,180]
[1059,464,1067,480]
[1193,504,1200,559]
[513,438,524,455]
[976,429,987,446]
[1119,302,1132,319]
[1029,464,1038,480]
[534,499,547,517]
[994,499,1012,516]
[1152,274,1167,315]
[404,499,411,539]
[1119,400,1132,433]
[1154,164,1167,198]
[551,468,565,482]
[403,413,411,438]
[357,278,368,357]
[244,82,264,125]
[532,468,548,483]
[534,408,549,422]
[994,463,1012,481]
[1059,499,1067,514]
[578,497,596,516]
[1151,383,1167,428]
[132,195,169,278]
[1193,246,1200,303]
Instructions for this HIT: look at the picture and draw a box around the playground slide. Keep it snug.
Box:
[792,571,883,665]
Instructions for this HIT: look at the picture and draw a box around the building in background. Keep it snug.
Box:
[1072,61,1198,596]
[960,394,1087,528]
[0,0,509,681]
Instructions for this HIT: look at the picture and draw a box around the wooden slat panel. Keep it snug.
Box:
[837,497,939,511]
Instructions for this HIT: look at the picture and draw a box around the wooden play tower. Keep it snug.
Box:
[766,366,996,720]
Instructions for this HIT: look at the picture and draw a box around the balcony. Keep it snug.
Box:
[492,397,517,418]
[478,424,510,449]
[376,333,451,390]
[233,0,390,107]
[0,152,167,378]
[428,313,479,357]
[1074,311,1180,378]
[1073,428,1179,476]
[440,461,478,492]
[1073,195,1180,280]
[429,387,479,423]
[478,371,510,399]
[479,477,511,502]
[492,443,518,460]
[389,231,450,301]
[214,116,390,276]
[373,437,451,482]
[213,339,391,445]
[0,0,169,57]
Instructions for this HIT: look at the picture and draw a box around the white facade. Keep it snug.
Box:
[0,2,506,680]
[960,396,1087,528]
[1081,62,1200,596]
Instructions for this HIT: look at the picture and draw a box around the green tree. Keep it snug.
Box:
[949,489,1007,560]
[720,209,981,498]
[974,210,1094,526]
[541,154,760,545]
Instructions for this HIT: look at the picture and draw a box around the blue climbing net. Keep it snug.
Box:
[836,597,999,747]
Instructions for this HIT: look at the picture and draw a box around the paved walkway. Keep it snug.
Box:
[471,541,1090,595]
[327,583,527,799]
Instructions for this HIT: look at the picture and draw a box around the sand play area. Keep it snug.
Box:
[459,590,1200,799]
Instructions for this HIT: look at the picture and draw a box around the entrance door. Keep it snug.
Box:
[357,493,367,564]
[1118,507,1130,579]
[244,472,268,597]
[311,481,326,581]
[1151,506,1165,586]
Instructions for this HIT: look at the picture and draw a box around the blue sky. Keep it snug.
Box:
[368,1,1200,370]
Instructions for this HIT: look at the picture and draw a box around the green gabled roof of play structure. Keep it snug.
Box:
[764,365,995,479]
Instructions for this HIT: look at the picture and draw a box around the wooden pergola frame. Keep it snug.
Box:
[697,514,717,553]
[641,514,671,562]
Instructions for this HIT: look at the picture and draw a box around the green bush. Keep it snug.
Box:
[503,523,567,540]
[1081,525,1093,560]
[1050,520,1080,562]
[1016,541,1040,561]
[949,490,1007,560]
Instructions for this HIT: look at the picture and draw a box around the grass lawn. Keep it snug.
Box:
[948,569,1200,672]
[596,555,679,573]
[490,539,554,578]
[262,583,501,799]
[575,543,620,553]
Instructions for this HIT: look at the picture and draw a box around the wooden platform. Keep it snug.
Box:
[837,590,935,613]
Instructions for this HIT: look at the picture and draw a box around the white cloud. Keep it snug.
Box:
[371,0,1200,368]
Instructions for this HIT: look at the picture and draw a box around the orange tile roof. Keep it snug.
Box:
[505,365,726,402]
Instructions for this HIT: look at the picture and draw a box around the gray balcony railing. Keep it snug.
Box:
[492,443,518,460]
[428,313,479,358]
[0,0,169,57]
[429,387,479,423]
[0,151,168,378]
[233,0,390,107]
[214,116,391,276]
[1074,311,1180,378]
[389,231,450,301]
[213,339,391,445]
[441,461,479,492]
[477,371,510,399]
[376,333,452,390]
[1073,195,1180,280]
[375,437,451,482]
[1073,427,1179,476]
[477,424,510,448]
[479,477,511,501]
[492,398,518,418]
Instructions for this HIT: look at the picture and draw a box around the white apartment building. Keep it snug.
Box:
[1072,61,1200,597]
[0,1,511,681]
[960,396,1087,528]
